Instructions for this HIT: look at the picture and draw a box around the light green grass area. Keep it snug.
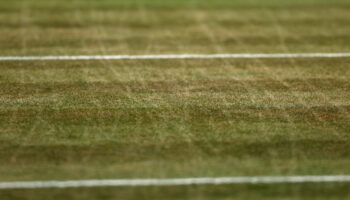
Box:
[1,0,350,55]
[0,0,350,199]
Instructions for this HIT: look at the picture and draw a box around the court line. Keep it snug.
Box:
[0,53,350,61]
[1,175,350,189]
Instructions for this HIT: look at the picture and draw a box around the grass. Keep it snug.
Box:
[2,183,350,200]
[1,0,350,55]
[0,0,350,199]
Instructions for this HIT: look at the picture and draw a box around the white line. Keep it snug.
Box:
[0,53,350,61]
[1,175,350,189]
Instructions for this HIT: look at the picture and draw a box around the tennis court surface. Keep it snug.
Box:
[1,0,350,199]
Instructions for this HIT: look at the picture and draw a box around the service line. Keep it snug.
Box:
[1,175,350,189]
[0,53,350,61]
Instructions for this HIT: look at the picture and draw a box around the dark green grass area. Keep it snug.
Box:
[1,0,350,199]
[1,183,350,200]
[0,58,349,184]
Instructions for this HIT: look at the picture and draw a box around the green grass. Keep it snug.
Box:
[1,0,350,55]
[1,0,350,199]
[2,183,350,200]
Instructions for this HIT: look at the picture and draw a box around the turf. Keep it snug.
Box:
[2,183,350,200]
[0,0,350,199]
[1,0,350,55]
